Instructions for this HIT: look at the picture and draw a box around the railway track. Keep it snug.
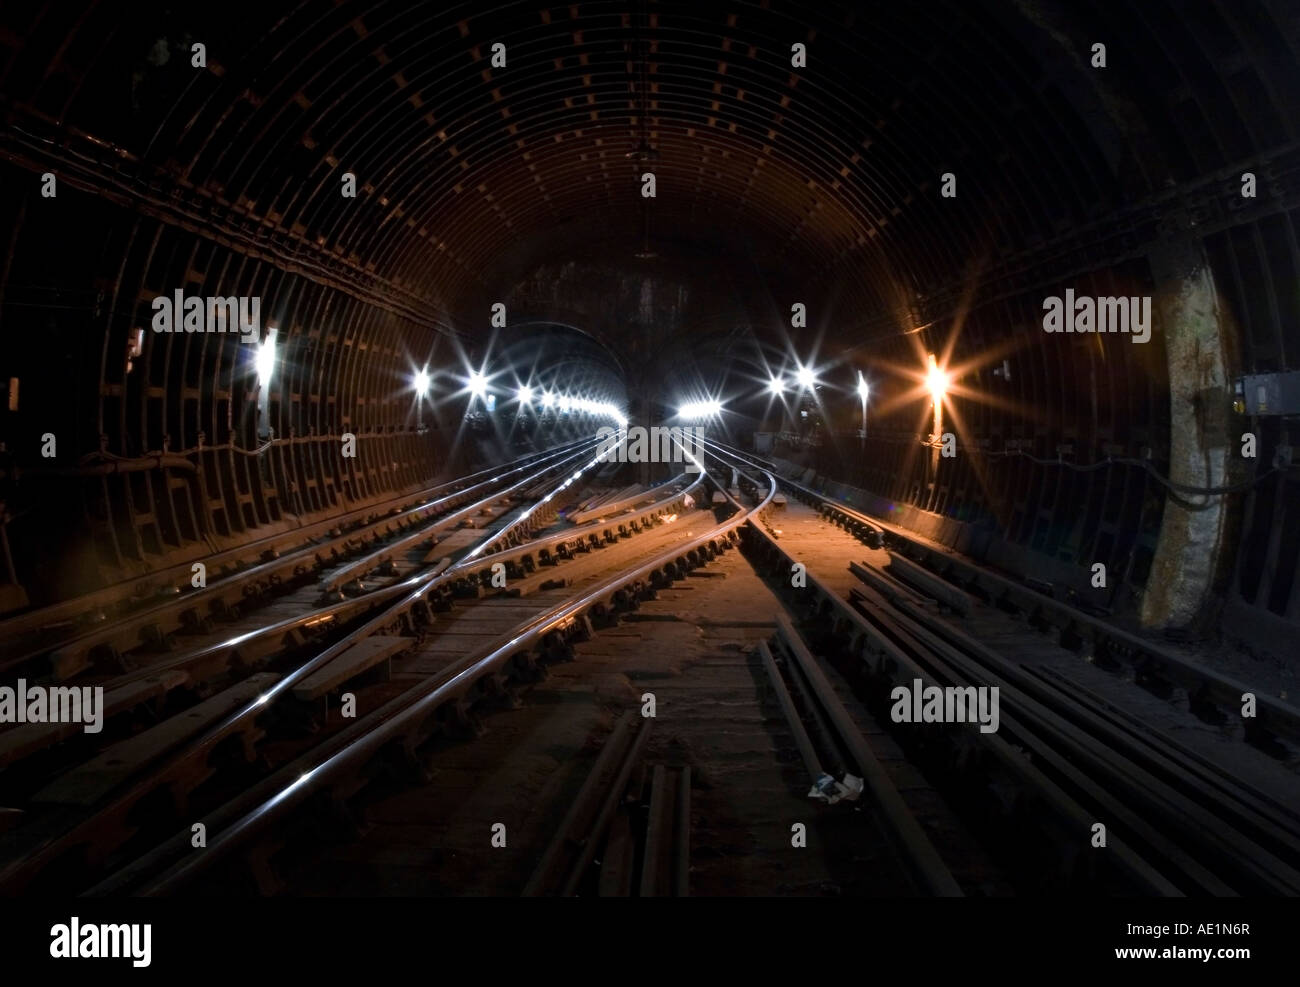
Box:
[77,455,748,896]
[0,439,607,786]
[220,452,996,898]
[0,438,727,895]
[508,467,1002,898]
[5,436,1294,898]
[0,438,597,681]
[705,437,1300,896]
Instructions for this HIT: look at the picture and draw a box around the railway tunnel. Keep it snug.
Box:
[0,0,1298,927]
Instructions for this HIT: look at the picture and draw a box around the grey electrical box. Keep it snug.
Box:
[1240,371,1300,416]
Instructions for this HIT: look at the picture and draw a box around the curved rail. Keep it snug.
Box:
[0,435,615,893]
[88,449,766,894]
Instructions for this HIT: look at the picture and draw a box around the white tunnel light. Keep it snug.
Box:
[535,391,624,424]
[857,372,870,400]
[256,331,277,388]
[796,365,817,389]
[679,398,723,420]
[468,370,488,398]
[414,369,430,396]
[768,377,785,396]
[517,384,533,404]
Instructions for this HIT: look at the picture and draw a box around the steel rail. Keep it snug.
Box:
[848,582,1300,895]
[315,448,586,595]
[55,465,702,704]
[707,440,1300,751]
[702,437,1184,895]
[721,438,1300,894]
[0,436,611,893]
[87,449,768,894]
[0,452,699,781]
[0,438,594,678]
[771,614,964,897]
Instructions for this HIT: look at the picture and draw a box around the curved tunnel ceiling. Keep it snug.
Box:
[0,0,1298,646]
[9,2,1221,349]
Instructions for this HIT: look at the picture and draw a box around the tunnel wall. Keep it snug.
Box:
[807,202,1300,648]
[804,255,1168,616]
[1207,214,1300,653]
[0,164,456,609]
[0,0,1297,655]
